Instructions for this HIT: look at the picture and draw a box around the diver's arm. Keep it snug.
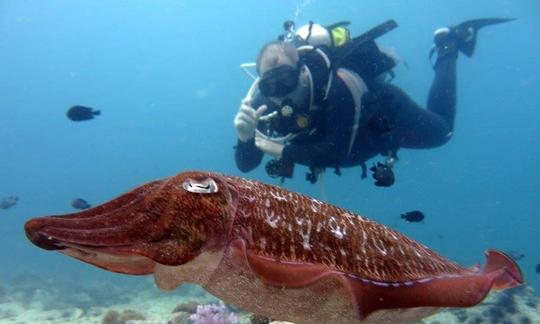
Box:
[235,139,264,172]
[233,94,268,172]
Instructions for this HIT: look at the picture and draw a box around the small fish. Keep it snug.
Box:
[0,196,18,209]
[66,105,100,121]
[71,198,91,210]
[536,263,540,274]
[401,210,425,223]
[370,162,395,187]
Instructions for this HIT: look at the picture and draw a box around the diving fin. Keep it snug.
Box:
[452,17,515,57]
[430,17,515,63]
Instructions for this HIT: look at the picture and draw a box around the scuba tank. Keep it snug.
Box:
[279,19,399,81]
[295,21,352,48]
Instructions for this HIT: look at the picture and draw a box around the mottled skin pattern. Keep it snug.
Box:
[231,175,463,283]
[25,171,523,323]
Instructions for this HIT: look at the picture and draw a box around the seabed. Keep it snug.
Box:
[0,274,538,324]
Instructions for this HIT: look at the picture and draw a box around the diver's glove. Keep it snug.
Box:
[234,99,267,142]
[255,136,284,158]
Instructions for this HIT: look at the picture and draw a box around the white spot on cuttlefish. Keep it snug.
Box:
[265,211,279,228]
[297,220,312,250]
[373,238,388,256]
[259,237,267,250]
[310,197,323,205]
[270,191,287,201]
[328,216,346,239]
[301,233,311,250]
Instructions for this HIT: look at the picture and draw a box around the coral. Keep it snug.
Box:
[518,315,532,324]
[119,309,146,322]
[424,285,540,323]
[101,309,145,324]
[189,301,238,324]
[250,314,271,324]
[454,309,468,322]
[101,310,120,324]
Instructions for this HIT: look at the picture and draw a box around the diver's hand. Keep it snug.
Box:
[234,99,267,142]
[255,136,284,158]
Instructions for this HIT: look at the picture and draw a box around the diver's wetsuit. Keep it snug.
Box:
[234,52,457,173]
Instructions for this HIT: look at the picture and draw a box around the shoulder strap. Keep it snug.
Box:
[297,45,333,106]
[336,68,368,157]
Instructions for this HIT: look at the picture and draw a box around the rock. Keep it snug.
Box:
[101,309,146,324]
[169,311,191,324]
[171,301,199,314]
[250,314,271,324]
[119,309,146,322]
[101,310,120,324]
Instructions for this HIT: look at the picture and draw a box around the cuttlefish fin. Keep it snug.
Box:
[234,240,523,321]
[341,249,523,319]
[231,239,330,288]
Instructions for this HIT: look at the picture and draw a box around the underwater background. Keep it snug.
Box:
[1,0,539,323]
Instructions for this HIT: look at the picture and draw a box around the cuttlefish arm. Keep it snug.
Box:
[25,171,523,323]
[25,173,237,276]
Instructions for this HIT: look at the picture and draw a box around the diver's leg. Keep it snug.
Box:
[427,35,458,130]
[386,36,458,149]
[389,20,513,149]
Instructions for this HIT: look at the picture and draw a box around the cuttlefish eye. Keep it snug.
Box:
[182,178,219,194]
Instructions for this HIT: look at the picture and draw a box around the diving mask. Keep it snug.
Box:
[258,64,299,97]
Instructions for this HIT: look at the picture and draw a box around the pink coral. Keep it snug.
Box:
[189,301,238,324]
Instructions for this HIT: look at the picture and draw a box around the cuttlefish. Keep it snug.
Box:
[24,171,522,323]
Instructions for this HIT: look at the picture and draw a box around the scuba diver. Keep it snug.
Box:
[233,18,513,186]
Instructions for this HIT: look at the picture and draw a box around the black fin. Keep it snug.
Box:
[332,19,398,80]
[333,19,398,66]
[452,17,515,57]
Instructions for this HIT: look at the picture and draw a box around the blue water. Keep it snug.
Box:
[0,0,539,309]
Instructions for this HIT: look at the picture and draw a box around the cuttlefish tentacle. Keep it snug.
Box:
[24,171,523,324]
[25,180,164,249]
